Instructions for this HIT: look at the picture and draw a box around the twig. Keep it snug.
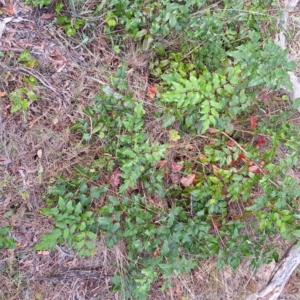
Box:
[0,63,57,94]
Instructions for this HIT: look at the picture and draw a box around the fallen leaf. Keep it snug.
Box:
[171,161,183,172]
[238,153,245,159]
[226,140,236,147]
[170,173,181,184]
[169,129,181,142]
[263,93,269,100]
[37,250,50,255]
[0,16,14,38]
[248,165,260,174]
[180,174,196,187]
[1,0,14,16]
[148,85,156,94]
[147,85,156,99]
[153,247,160,257]
[185,143,194,150]
[231,214,242,220]
[0,90,6,97]
[156,160,167,168]
[207,127,219,134]
[109,169,121,187]
[256,135,265,147]
[212,219,221,229]
[250,115,257,130]
[37,149,43,159]
[40,13,56,20]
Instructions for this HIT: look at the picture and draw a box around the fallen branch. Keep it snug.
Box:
[246,241,300,300]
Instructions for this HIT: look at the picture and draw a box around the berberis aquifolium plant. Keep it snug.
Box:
[28,0,300,298]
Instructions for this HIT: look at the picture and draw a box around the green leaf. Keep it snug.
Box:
[85,240,95,250]
[41,207,59,216]
[98,217,112,226]
[49,185,66,195]
[0,226,11,236]
[63,228,70,240]
[58,196,66,211]
[73,240,85,250]
[169,129,181,141]
[4,237,16,249]
[86,231,97,239]
[74,232,85,242]
[293,230,300,238]
[292,98,300,109]
[70,224,77,235]
[90,185,109,198]
[66,200,74,214]
[224,84,234,94]
[74,202,83,216]
[18,49,31,62]
[79,222,86,231]
[162,114,176,128]
[81,211,94,220]
[34,239,51,251]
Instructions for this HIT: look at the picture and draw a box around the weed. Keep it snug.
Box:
[0,226,16,249]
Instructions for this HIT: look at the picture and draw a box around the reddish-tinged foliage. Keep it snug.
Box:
[109,169,121,187]
[212,219,221,229]
[250,115,257,130]
[207,128,219,134]
[148,85,156,94]
[170,173,181,184]
[263,93,269,100]
[248,165,260,174]
[238,153,246,159]
[256,136,265,147]
[171,161,184,172]
[156,160,167,168]
[180,174,196,187]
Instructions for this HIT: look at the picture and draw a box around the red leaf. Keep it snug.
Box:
[250,115,257,130]
[180,174,196,187]
[256,136,265,147]
[238,153,245,159]
[171,161,183,173]
[263,93,269,100]
[212,220,221,229]
[148,85,156,94]
[109,169,121,187]
[248,165,260,174]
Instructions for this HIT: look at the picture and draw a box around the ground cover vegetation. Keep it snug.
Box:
[1,0,300,298]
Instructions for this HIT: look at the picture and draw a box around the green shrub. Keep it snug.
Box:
[31,0,300,299]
